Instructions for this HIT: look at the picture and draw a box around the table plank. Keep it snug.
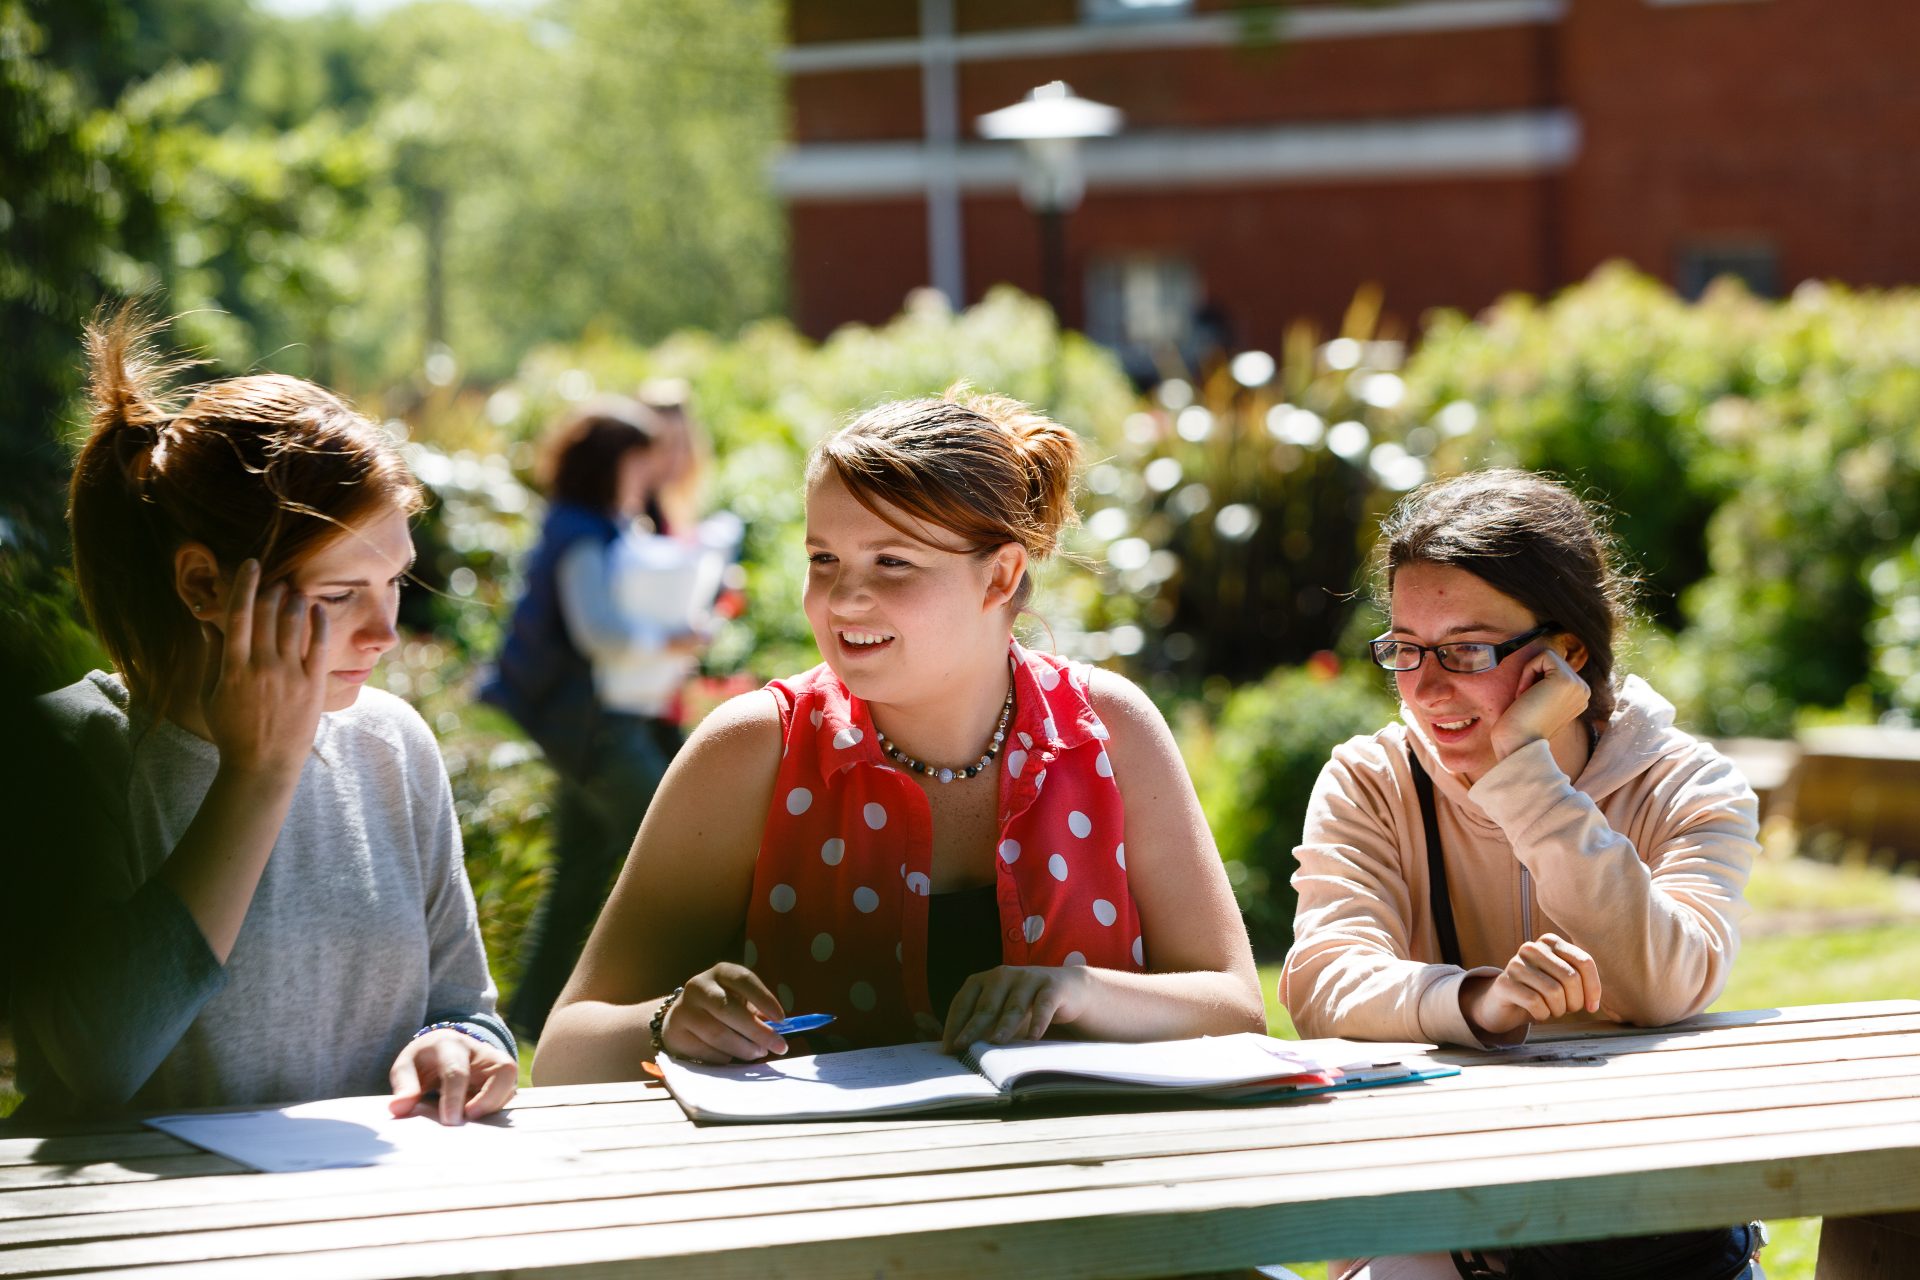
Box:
[33,1129,1920,1280]
[0,1152,244,1193]
[7,1030,1918,1222]
[5,1092,1917,1276]
[1524,998,1920,1040]
[5,1057,1917,1253]
[4,1000,1912,1169]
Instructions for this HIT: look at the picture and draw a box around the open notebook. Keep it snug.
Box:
[656,1033,1454,1123]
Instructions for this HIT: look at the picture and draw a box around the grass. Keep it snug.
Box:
[1714,922,1920,1011]
[1253,856,1920,1280]
[1740,847,1918,916]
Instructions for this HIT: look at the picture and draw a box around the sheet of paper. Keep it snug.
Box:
[969,1032,1332,1092]
[1292,1037,1446,1071]
[659,1041,1002,1121]
[145,1096,577,1174]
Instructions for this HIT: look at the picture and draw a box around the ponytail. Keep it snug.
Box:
[69,305,199,701]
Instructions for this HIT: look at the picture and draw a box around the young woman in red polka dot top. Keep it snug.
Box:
[533,390,1263,1078]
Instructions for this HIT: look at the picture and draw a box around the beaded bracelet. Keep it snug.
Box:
[650,986,686,1055]
[413,1021,492,1047]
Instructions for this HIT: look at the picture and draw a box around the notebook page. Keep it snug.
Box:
[658,1041,1003,1121]
[966,1032,1331,1092]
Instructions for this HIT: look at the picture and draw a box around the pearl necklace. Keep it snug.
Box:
[876,684,1015,784]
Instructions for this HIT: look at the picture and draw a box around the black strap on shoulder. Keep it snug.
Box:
[1408,746,1464,969]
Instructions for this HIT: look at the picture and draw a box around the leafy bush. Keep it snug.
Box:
[1181,659,1398,954]
[1865,537,1920,723]
[367,635,551,1002]
[1655,284,1920,734]
[1062,289,1433,693]
[1402,265,1920,736]
[1401,264,1756,627]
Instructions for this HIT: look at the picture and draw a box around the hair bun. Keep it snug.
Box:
[967,393,1082,551]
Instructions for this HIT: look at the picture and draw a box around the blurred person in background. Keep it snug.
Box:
[483,397,728,1040]
[636,378,704,540]
[13,305,515,1123]
[1283,469,1762,1280]
[531,388,1264,1083]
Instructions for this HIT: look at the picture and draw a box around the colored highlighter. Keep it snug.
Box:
[765,1013,835,1036]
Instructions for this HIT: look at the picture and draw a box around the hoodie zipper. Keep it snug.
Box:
[1521,864,1534,941]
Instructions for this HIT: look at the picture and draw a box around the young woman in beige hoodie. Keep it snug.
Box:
[1282,469,1761,1280]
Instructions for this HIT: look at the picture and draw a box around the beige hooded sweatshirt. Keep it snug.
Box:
[1282,676,1758,1049]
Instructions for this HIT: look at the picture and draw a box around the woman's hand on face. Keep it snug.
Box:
[388,1030,518,1126]
[199,560,332,777]
[942,965,1089,1052]
[1487,646,1590,766]
[1461,933,1602,1038]
[659,963,790,1064]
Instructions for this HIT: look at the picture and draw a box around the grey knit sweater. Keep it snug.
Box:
[14,672,511,1119]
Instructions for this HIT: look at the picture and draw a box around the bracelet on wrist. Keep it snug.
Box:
[413,1021,491,1048]
[650,986,685,1056]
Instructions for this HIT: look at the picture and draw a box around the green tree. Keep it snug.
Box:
[1,0,159,520]
[354,0,785,384]
[1,1,160,689]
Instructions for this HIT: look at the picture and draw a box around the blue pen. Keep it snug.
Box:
[765,1013,835,1036]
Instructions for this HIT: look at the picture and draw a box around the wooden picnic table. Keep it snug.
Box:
[3,999,1918,1279]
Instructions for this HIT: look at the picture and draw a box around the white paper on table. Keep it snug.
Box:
[1293,1038,1446,1071]
[145,1096,580,1174]
[658,1041,1004,1121]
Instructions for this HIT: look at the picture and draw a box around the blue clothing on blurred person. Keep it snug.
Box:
[482,393,719,1041]
[482,501,622,778]
[484,501,691,1040]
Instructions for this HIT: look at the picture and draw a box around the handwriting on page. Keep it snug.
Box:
[660,1042,1003,1120]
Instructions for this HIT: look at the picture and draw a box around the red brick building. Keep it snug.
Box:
[778,0,1920,372]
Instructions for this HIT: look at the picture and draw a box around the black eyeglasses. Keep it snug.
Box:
[1369,623,1558,675]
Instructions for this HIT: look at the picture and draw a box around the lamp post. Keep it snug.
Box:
[976,81,1122,325]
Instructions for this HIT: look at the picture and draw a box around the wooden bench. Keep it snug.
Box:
[2,1000,1917,1278]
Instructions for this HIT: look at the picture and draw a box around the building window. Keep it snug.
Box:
[1086,255,1200,384]
[1676,242,1779,299]
[1081,0,1192,24]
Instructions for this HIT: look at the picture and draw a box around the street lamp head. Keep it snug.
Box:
[976,81,1124,142]
[977,82,1124,215]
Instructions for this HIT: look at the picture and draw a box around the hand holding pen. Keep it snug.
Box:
[657,964,838,1063]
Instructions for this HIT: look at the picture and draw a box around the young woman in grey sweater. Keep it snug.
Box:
[12,307,514,1123]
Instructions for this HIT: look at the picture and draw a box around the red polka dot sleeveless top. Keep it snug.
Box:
[745,643,1143,1050]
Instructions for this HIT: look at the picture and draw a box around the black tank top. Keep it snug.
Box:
[925,883,1002,1018]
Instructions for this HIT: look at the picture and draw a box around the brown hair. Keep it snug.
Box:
[69,304,424,706]
[637,378,707,535]
[1377,468,1634,727]
[537,397,660,512]
[809,388,1081,611]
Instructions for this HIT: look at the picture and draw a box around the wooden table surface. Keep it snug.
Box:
[4,1000,1919,1279]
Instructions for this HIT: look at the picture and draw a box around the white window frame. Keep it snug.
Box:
[1085,254,1201,378]
[1080,0,1194,25]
